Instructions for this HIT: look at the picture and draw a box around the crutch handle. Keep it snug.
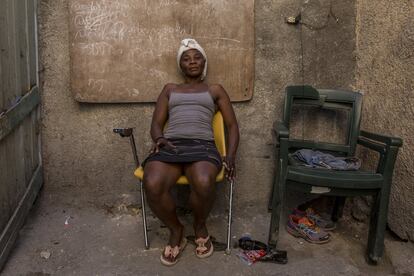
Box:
[113,128,140,167]
[113,128,133,137]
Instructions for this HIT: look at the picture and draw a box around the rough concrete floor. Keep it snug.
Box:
[1,191,413,276]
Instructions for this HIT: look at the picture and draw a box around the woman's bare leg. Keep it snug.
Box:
[185,161,219,240]
[144,161,183,246]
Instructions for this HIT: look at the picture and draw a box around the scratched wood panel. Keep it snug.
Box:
[0,0,42,270]
[69,0,255,103]
[16,0,29,95]
[0,134,8,232]
[0,0,6,111]
[27,0,37,88]
[0,0,17,110]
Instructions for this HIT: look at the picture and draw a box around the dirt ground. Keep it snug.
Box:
[2,189,413,276]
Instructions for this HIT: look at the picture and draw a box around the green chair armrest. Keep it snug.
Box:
[273,121,289,139]
[358,130,403,149]
[358,130,402,175]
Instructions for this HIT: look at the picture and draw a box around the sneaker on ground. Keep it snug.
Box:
[286,215,331,244]
[292,208,336,231]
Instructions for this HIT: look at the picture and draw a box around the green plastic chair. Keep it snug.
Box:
[268,85,402,263]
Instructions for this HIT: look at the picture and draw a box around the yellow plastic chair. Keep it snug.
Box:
[115,112,234,254]
[134,111,226,184]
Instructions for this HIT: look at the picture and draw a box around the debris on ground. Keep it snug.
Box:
[102,203,141,216]
[258,249,288,264]
[40,250,51,259]
[237,249,267,265]
[64,216,71,226]
[236,236,288,265]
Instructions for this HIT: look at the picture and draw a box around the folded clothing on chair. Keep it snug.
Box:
[291,149,361,170]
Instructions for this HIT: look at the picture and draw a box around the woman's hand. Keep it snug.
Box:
[223,155,236,181]
[150,137,177,153]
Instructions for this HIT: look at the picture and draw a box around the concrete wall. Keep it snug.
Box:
[39,0,413,241]
[355,0,414,241]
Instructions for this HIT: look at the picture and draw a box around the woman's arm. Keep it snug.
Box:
[150,84,176,152]
[210,84,240,180]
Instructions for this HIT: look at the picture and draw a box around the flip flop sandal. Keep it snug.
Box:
[195,236,214,258]
[186,235,227,251]
[160,238,187,266]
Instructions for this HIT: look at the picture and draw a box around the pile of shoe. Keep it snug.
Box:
[286,208,336,244]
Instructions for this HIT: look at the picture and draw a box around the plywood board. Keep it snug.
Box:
[69,0,254,103]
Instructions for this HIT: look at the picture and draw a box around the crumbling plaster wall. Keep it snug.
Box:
[355,0,414,241]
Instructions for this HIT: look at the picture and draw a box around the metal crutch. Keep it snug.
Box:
[225,178,234,255]
[113,128,149,249]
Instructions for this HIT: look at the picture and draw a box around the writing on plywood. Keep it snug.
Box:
[69,0,254,103]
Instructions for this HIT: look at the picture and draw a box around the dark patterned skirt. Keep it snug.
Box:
[143,138,222,170]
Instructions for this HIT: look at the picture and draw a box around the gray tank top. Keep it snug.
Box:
[164,91,215,140]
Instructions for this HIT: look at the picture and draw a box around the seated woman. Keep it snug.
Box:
[143,38,239,266]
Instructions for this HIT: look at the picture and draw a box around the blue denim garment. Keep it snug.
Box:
[292,149,361,170]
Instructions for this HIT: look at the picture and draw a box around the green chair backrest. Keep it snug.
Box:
[283,85,363,156]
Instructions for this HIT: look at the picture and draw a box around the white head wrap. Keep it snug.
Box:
[177,38,207,80]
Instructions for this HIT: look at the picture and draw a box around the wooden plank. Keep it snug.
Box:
[5,124,24,229]
[0,86,40,141]
[0,137,10,232]
[6,0,18,105]
[23,110,34,186]
[69,0,255,103]
[15,0,29,95]
[27,1,40,176]
[1,129,15,237]
[33,106,42,167]
[0,0,10,111]
[0,165,43,271]
[30,106,40,171]
[26,0,37,87]
[0,8,3,112]
[0,53,2,113]
[0,117,27,241]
